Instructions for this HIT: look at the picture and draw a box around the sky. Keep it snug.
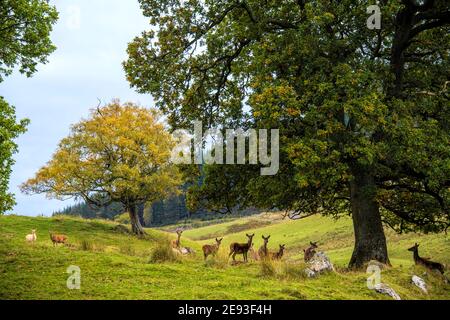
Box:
[1,1,153,216]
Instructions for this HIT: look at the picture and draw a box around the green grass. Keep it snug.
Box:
[0,214,449,300]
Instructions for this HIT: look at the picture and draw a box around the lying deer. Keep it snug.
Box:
[258,235,270,260]
[271,244,286,260]
[49,232,68,246]
[229,233,254,262]
[171,229,183,248]
[202,238,223,260]
[408,243,445,275]
[303,241,318,262]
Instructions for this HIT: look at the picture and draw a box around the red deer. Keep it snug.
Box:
[271,244,286,260]
[202,238,223,260]
[258,235,270,259]
[303,241,318,262]
[229,233,254,262]
[49,232,68,246]
[171,229,183,248]
[408,243,445,275]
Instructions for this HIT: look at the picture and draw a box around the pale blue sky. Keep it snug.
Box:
[1,1,152,216]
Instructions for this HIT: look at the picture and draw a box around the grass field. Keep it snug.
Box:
[0,213,449,300]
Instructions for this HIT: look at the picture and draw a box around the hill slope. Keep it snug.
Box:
[0,214,449,300]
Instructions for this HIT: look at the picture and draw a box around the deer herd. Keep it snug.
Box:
[25,228,446,276]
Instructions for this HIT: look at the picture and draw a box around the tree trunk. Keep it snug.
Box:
[348,166,390,269]
[128,204,146,236]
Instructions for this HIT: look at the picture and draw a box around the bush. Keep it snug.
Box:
[149,239,179,263]
[260,259,276,277]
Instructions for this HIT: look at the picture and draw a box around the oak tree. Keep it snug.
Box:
[124,1,449,267]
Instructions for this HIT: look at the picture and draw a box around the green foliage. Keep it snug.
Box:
[0,0,57,214]
[0,0,58,81]
[125,1,450,235]
[0,97,29,213]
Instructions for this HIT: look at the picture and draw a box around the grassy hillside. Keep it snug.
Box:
[0,214,449,300]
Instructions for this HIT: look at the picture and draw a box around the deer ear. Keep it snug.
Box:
[268,235,270,239]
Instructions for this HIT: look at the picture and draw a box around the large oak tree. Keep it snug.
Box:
[21,101,183,235]
[124,1,449,267]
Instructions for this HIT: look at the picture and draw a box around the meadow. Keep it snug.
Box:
[0,213,449,300]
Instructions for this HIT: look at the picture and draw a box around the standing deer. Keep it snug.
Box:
[202,238,223,260]
[408,243,445,275]
[271,244,286,260]
[171,229,183,248]
[303,241,318,262]
[25,229,37,244]
[258,235,271,260]
[49,232,68,246]
[229,233,254,262]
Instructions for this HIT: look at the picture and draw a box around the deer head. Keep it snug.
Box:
[246,233,255,244]
[262,235,270,244]
[408,243,419,252]
[215,238,223,246]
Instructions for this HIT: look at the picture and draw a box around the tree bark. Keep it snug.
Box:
[128,204,146,235]
[348,166,390,269]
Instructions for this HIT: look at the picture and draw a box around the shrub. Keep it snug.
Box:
[149,239,179,263]
[260,259,276,277]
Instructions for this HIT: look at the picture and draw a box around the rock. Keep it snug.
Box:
[309,252,335,272]
[373,283,401,300]
[304,268,316,278]
[412,275,428,294]
[304,252,334,277]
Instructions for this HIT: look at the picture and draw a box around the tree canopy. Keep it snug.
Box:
[21,101,183,234]
[124,0,449,267]
[0,0,58,81]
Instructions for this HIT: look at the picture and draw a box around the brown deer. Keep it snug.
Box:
[258,235,271,259]
[229,233,254,262]
[303,241,318,262]
[271,244,286,260]
[408,243,445,275]
[171,229,183,248]
[202,238,223,260]
[49,232,68,246]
